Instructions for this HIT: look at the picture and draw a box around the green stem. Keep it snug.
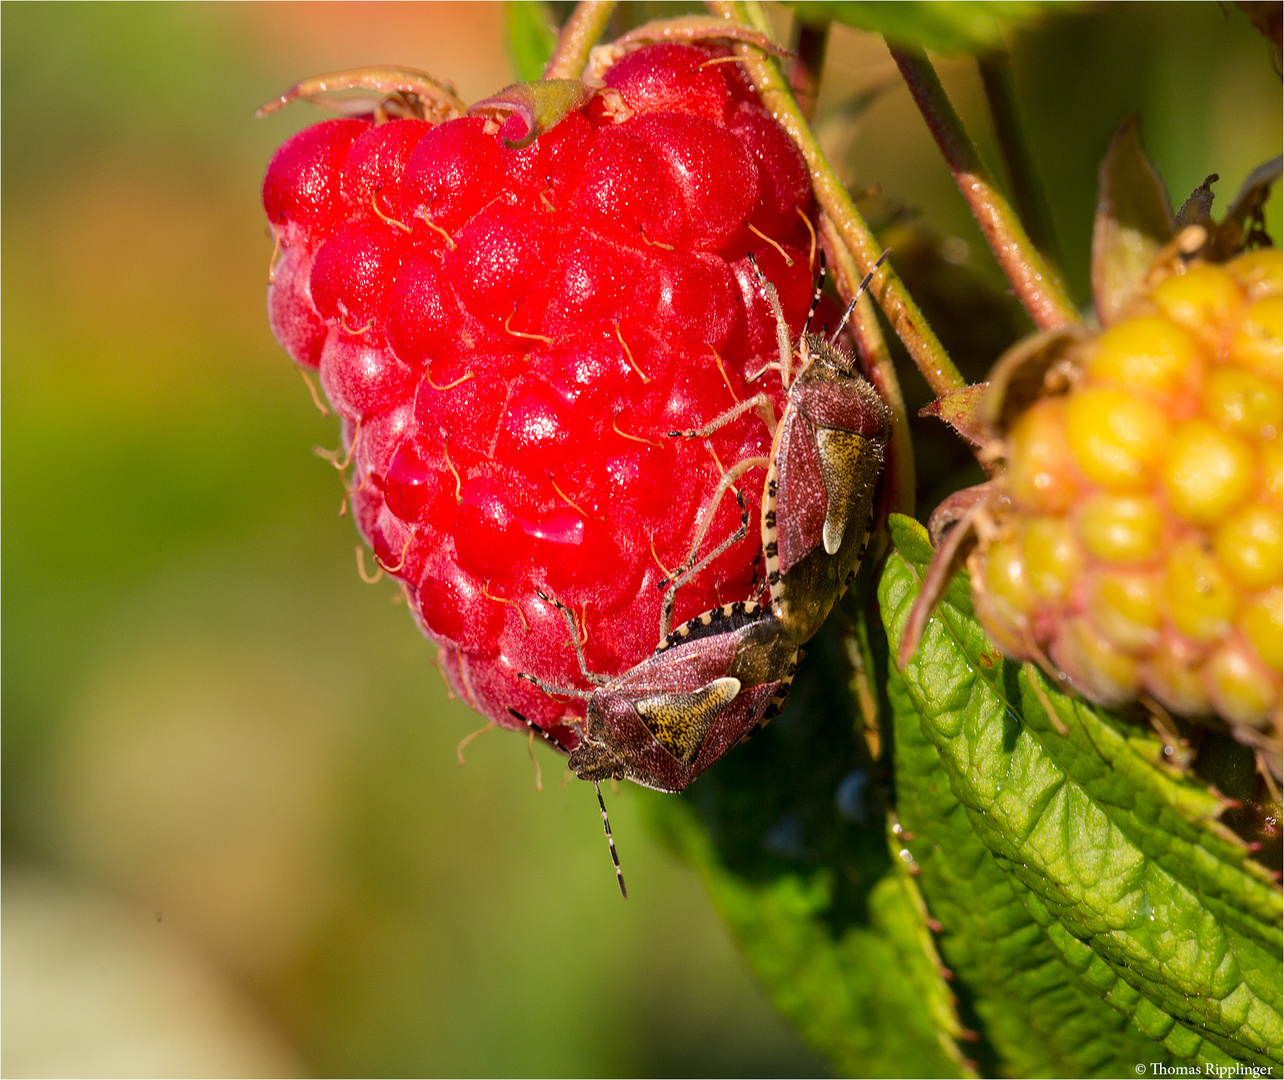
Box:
[821,214,916,521]
[543,0,617,80]
[889,46,1079,331]
[708,0,966,397]
[976,50,1063,273]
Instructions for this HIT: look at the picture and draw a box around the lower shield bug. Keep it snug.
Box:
[512,595,799,896]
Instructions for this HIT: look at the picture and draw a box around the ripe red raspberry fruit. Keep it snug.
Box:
[263,44,820,749]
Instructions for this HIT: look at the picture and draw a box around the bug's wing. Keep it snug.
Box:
[814,427,880,556]
[591,633,743,792]
[634,677,741,764]
[689,682,779,778]
[620,630,741,693]
[592,693,694,792]
[772,410,827,576]
[791,374,888,561]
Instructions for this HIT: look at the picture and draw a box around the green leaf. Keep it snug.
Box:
[891,661,1174,1076]
[504,0,558,82]
[880,516,1284,1069]
[646,616,974,1078]
[789,1,1067,55]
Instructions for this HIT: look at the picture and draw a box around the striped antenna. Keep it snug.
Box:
[508,707,573,754]
[510,708,627,898]
[831,249,892,345]
[594,780,628,899]
[801,249,828,338]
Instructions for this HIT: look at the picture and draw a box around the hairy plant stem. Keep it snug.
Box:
[544,0,618,80]
[821,214,916,520]
[889,46,1079,331]
[707,0,966,397]
[976,50,1063,274]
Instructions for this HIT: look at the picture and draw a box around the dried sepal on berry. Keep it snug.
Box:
[257,66,466,124]
[582,16,789,83]
[1092,119,1179,326]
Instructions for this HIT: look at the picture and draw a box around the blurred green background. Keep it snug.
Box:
[1,3,1278,1077]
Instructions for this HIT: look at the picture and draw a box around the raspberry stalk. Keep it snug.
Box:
[708,0,967,399]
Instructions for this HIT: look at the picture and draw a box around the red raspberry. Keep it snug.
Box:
[263,44,818,746]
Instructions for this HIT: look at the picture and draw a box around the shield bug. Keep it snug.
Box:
[512,595,798,896]
[674,254,892,645]
[520,594,798,793]
[760,259,891,644]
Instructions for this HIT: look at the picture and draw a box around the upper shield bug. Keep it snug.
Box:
[512,595,799,896]
[673,253,892,645]
[760,257,891,644]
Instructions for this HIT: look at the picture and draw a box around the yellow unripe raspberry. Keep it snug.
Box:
[1229,294,1283,380]
[1205,642,1280,731]
[1144,640,1213,717]
[1150,265,1243,342]
[1166,541,1239,642]
[1202,366,1281,440]
[969,251,1280,763]
[1227,248,1284,297]
[1161,419,1255,525]
[1087,315,1203,401]
[1214,504,1283,591]
[1021,517,1082,602]
[1005,398,1080,513]
[1075,493,1164,563]
[1261,439,1282,504]
[982,535,1033,623]
[1088,570,1162,653]
[1241,588,1282,672]
[1066,388,1170,491]
[1052,616,1141,705]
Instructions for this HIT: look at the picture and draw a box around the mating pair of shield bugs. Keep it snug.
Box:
[512,255,892,895]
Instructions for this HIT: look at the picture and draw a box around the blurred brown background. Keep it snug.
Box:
[2,3,1278,1077]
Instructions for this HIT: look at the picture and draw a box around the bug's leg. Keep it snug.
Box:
[536,589,609,686]
[747,252,797,387]
[745,359,783,384]
[658,455,767,639]
[667,392,776,440]
[515,672,594,699]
